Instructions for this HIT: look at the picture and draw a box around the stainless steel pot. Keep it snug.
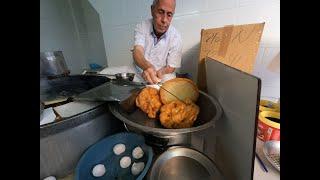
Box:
[40,102,44,121]
[40,75,123,179]
[108,91,222,148]
[40,103,122,179]
[147,146,224,180]
[40,51,70,78]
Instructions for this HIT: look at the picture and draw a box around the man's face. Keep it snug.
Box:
[151,0,175,36]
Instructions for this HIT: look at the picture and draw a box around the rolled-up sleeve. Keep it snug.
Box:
[134,22,145,48]
[167,32,182,68]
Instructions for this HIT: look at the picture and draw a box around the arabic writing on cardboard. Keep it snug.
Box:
[197,23,265,91]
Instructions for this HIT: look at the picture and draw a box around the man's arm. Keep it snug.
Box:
[133,45,161,84]
[156,65,175,79]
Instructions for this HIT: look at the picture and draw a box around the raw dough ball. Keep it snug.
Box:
[131,162,145,175]
[92,164,106,177]
[132,146,144,159]
[113,143,126,155]
[43,176,56,180]
[120,156,132,168]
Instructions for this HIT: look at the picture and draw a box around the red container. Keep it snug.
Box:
[257,111,280,141]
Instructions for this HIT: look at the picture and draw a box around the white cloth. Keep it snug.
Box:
[133,19,182,72]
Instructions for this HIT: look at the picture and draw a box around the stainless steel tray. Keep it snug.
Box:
[263,140,280,171]
[147,146,224,180]
[108,91,223,137]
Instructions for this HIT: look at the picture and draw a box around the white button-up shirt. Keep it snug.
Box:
[133,19,182,73]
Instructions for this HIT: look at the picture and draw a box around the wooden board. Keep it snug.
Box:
[197,23,265,91]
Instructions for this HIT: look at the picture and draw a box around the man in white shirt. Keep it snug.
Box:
[132,0,182,84]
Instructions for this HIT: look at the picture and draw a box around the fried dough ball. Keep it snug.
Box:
[159,98,200,128]
[136,87,162,118]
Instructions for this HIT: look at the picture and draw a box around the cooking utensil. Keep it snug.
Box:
[255,152,268,172]
[40,51,70,78]
[40,102,44,121]
[40,75,109,107]
[263,140,280,171]
[73,80,145,102]
[109,91,222,137]
[147,146,224,180]
[87,73,135,81]
[40,103,122,179]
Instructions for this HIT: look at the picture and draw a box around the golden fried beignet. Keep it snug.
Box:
[159,98,200,128]
[136,87,162,118]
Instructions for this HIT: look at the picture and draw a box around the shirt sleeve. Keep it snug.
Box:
[167,32,182,68]
[134,22,145,48]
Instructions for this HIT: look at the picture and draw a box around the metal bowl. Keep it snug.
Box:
[115,73,135,81]
[263,140,280,171]
[108,91,222,137]
[147,146,224,180]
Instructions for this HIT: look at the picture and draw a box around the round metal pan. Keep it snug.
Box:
[108,91,222,137]
[147,146,224,180]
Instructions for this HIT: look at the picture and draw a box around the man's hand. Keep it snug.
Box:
[156,66,175,79]
[133,45,161,84]
[142,66,161,84]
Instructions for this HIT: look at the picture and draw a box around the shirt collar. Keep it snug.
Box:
[150,24,168,40]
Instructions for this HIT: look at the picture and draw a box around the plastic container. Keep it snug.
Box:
[257,111,280,142]
[75,132,153,180]
[259,100,280,112]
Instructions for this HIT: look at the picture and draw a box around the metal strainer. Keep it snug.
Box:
[263,140,280,171]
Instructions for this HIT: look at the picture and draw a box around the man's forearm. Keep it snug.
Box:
[161,65,175,74]
[133,46,153,70]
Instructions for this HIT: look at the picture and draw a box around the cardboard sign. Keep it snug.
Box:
[197,23,265,91]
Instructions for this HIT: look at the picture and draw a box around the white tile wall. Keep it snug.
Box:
[40,0,107,74]
[89,0,280,99]
[40,0,87,74]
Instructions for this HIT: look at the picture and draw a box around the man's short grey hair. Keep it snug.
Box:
[152,0,176,6]
[152,0,159,6]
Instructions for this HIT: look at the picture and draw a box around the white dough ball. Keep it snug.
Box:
[92,164,106,177]
[132,146,144,159]
[113,143,126,155]
[120,156,131,168]
[131,162,145,175]
[43,176,56,180]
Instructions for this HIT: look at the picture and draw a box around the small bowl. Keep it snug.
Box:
[115,73,135,81]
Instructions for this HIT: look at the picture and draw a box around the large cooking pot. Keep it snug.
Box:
[108,91,222,148]
[40,51,70,78]
[40,103,123,179]
[40,75,123,179]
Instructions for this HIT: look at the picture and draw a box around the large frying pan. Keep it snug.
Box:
[108,91,223,138]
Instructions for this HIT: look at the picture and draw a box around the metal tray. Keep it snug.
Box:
[108,91,223,137]
[147,146,224,180]
[263,140,280,171]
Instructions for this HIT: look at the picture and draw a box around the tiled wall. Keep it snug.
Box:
[89,0,280,100]
[40,0,107,74]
